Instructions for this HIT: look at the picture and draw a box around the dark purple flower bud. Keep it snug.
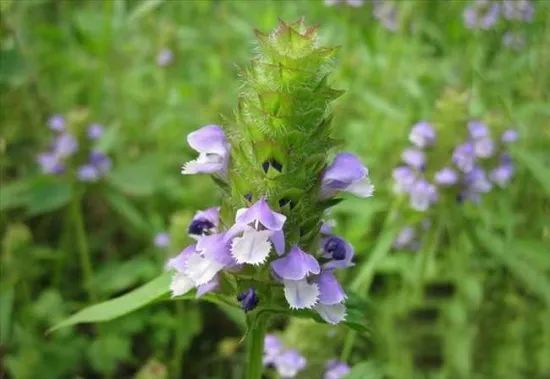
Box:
[89,150,112,174]
[188,219,215,236]
[323,237,347,260]
[237,288,259,312]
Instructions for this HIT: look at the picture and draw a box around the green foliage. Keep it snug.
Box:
[1,0,549,378]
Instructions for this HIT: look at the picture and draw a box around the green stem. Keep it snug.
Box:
[245,313,269,379]
[70,194,96,301]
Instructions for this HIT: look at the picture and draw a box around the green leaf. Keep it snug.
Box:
[475,230,550,306]
[49,272,172,332]
[108,154,164,196]
[0,177,33,211]
[344,361,384,379]
[25,177,72,216]
[513,148,550,194]
[103,189,151,235]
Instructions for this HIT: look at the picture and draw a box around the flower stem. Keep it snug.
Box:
[70,193,96,301]
[245,313,269,379]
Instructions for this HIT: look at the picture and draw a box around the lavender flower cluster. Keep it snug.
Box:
[166,125,374,324]
[263,334,350,379]
[463,0,534,29]
[37,114,111,182]
[393,120,517,212]
[463,0,535,50]
[325,0,399,31]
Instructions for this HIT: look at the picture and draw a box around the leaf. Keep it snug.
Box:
[103,189,151,235]
[475,229,550,306]
[0,177,33,211]
[128,0,163,23]
[108,154,164,196]
[25,177,72,216]
[344,361,384,379]
[49,272,172,332]
[513,148,550,194]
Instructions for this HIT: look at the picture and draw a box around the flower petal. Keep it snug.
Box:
[182,253,224,286]
[230,229,272,265]
[271,246,320,281]
[170,273,195,297]
[235,198,286,231]
[345,176,374,197]
[187,125,228,155]
[315,303,347,324]
[317,271,347,305]
[283,279,319,309]
[196,276,219,298]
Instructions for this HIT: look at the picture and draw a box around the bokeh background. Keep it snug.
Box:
[1,0,549,378]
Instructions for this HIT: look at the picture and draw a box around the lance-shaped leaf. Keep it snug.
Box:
[49,272,173,332]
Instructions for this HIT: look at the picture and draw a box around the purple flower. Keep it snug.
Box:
[53,132,78,158]
[464,166,492,194]
[502,31,526,50]
[324,360,351,379]
[409,121,436,148]
[181,125,230,176]
[393,226,418,250]
[271,246,320,281]
[409,179,438,211]
[463,0,501,30]
[401,148,426,170]
[156,48,174,67]
[468,120,489,139]
[263,334,284,366]
[325,0,364,7]
[229,198,286,264]
[501,129,518,143]
[434,167,458,186]
[154,232,171,248]
[273,350,307,378]
[321,152,374,199]
[316,271,346,305]
[502,0,534,22]
[473,137,495,158]
[393,166,416,193]
[87,123,104,140]
[489,162,514,187]
[47,114,65,132]
[237,288,259,312]
[37,152,65,174]
[196,275,220,298]
[271,246,320,309]
[373,0,399,31]
[321,236,354,270]
[188,207,220,237]
[77,164,100,182]
[89,151,112,175]
[452,142,476,172]
[167,234,233,297]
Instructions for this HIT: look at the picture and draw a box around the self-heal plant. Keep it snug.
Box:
[53,20,372,379]
[169,19,372,378]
